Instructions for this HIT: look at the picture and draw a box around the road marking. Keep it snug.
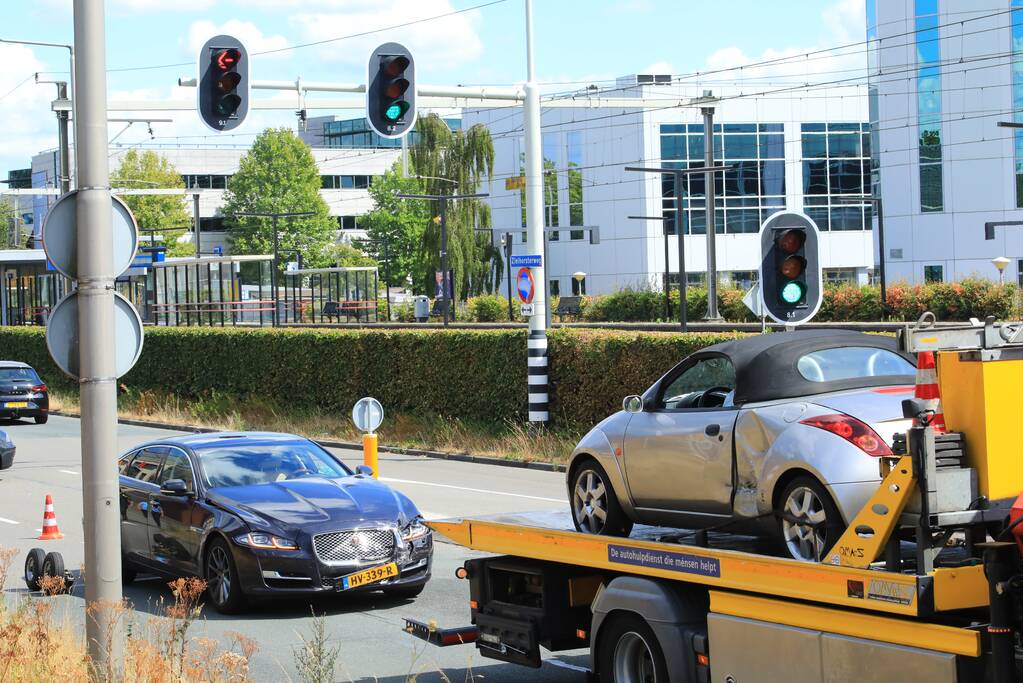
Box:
[547,659,590,673]
[379,477,565,503]
[0,516,18,525]
[59,469,78,475]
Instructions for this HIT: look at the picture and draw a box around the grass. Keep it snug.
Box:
[48,388,583,466]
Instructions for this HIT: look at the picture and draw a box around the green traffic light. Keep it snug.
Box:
[384,101,409,122]
[780,280,805,304]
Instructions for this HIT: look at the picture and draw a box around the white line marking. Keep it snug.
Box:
[0,517,18,525]
[547,659,590,673]
[59,469,78,475]
[379,477,565,503]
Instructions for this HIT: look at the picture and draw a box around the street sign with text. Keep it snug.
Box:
[510,254,542,268]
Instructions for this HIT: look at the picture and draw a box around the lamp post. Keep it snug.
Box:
[572,271,586,296]
[993,256,1011,285]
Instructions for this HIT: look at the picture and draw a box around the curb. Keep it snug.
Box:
[49,410,568,473]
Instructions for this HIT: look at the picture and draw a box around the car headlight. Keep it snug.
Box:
[401,518,431,543]
[235,532,299,551]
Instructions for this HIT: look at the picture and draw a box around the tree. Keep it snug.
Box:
[111,150,192,256]
[222,128,336,268]
[410,114,496,298]
[0,196,14,249]
[357,166,430,290]
[325,242,378,268]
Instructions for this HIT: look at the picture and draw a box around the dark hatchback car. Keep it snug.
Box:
[0,362,48,424]
[117,432,433,613]
[0,430,14,470]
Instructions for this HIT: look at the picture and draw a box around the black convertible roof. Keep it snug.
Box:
[695,329,915,405]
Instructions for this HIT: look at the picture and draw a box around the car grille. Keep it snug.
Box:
[313,529,396,565]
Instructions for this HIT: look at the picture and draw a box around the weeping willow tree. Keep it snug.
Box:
[410,114,499,298]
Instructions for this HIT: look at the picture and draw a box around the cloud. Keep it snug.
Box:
[115,0,217,10]
[284,0,484,72]
[641,61,676,75]
[0,44,60,176]
[186,20,291,58]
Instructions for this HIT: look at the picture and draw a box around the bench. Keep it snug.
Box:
[321,301,340,321]
[555,295,582,320]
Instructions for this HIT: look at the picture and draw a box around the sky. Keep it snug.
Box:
[0,0,867,179]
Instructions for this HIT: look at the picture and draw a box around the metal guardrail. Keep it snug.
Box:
[279,320,909,333]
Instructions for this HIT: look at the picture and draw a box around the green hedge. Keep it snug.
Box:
[0,327,740,427]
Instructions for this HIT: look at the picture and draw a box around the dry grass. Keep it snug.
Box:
[50,388,582,465]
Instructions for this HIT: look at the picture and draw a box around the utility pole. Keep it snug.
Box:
[192,193,201,259]
[72,0,122,672]
[397,192,488,326]
[524,0,548,425]
[627,163,729,332]
[36,77,72,193]
[235,210,315,327]
[702,94,723,321]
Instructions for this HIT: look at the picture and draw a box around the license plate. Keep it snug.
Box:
[339,562,398,590]
[3,402,27,409]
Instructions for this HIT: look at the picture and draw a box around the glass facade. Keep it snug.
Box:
[321,174,372,190]
[182,174,229,189]
[567,131,585,240]
[322,117,461,148]
[916,0,944,212]
[866,0,881,203]
[800,123,873,231]
[659,123,785,235]
[542,134,559,239]
[1012,0,1023,206]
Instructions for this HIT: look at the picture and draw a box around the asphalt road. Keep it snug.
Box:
[0,415,586,682]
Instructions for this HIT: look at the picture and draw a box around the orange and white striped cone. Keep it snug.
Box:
[914,351,946,433]
[37,494,64,540]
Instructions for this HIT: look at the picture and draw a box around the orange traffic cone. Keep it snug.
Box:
[914,351,946,433]
[37,494,64,540]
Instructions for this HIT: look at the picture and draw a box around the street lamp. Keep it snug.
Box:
[572,271,586,296]
[993,256,1011,284]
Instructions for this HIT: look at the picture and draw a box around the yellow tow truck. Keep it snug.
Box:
[404,316,1023,683]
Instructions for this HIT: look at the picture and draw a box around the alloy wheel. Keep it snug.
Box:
[612,631,658,683]
[573,469,608,534]
[207,546,231,606]
[782,485,828,562]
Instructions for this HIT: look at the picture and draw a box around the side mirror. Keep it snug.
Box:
[160,479,191,497]
[355,465,375,477]
[623,395,644,414]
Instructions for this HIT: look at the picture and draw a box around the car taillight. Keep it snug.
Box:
[800,413,892,457]
[31,385,46,392]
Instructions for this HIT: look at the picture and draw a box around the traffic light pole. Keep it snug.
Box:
[73,0,123,673]
[702,101,723,321]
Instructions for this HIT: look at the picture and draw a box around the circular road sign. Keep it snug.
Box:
[516,267,535,304]
[352,397,384,433]
[42,190,140,280]
[45,290,145,380]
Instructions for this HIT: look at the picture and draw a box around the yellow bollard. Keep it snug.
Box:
[363,432,379,479]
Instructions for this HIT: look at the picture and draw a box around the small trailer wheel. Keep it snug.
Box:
[41,552,66,593]
[24,548,46,590]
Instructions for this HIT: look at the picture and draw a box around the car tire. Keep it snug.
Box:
[776,476,845,562]
[570,460,633,537]
[204,538,246,614]
[24,548,46,591]
[121,557,137,584]
[596,613,669,683]
[383,584,425,600]
[34,415,48,425]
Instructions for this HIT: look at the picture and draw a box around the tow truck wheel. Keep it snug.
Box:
[597,613,669,683]
[570,460,633,537]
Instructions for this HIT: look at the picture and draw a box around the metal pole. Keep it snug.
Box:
[401,135,409,178]
[440,198,449,326]
[702,100,721,320]
[271,215,279,327]
[876,196,887,313]
[73,0,122,673]
[662,222,669,320]
[383,238,391,322]
[192,193,201,259]
[676,176,688,331]
[524,0,548,425]
[56,82,71,194]
[505,233,514,321]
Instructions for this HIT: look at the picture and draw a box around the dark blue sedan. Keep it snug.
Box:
[0,429,13,470]
[117,432,432,613]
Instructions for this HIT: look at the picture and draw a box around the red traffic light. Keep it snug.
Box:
[777,229,806,254]
[215,48,240,71]
[382,55,410,77]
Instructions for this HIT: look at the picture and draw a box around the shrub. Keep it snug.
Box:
[468,294,509,322]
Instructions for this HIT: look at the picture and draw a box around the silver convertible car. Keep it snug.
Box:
[567,330,917,562]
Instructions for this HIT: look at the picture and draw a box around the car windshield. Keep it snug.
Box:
[796,347,915,383]
[0,368,40,383]
[197,441,351,488]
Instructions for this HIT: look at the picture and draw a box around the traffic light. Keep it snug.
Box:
[366,42,416,139]
[758,211,822,325]
[197,35,249,133]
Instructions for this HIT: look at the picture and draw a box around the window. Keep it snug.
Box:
[197,441,351,488]
[550,280,560,297]
[158,449,194,490]
[337,216,357,231]
[1012,0,1023,206]
[567,131,584,230]
[924,265,944,283]
[0,367,41,383]
[1019,260,1023,287]
[824,268,858,284]
[571,277,586,296]
[916,1,944,212]
[123,448,164,483]
[118,451,136,475]
[796,347,915,383]
[542,134,559,230]
[799,123,871,231]
[661,357,735,410]
[729,270,758,290]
